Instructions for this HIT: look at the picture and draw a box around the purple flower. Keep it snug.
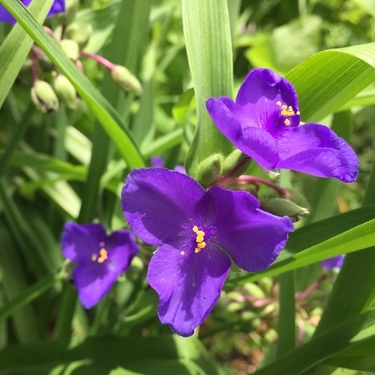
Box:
[206,68,359,182]
[61,222,139,309]
[0,0,65,24]
[321,255,344,271]
[121,168,294,336]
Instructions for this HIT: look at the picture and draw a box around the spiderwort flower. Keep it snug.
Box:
[321,255,344,271]
[206,68,359,182]
[61,222,139,308]
[121,168,294,336]
[0,0,65,24]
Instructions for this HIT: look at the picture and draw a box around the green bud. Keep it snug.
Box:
[111,65,142,95]
[261,197,309,220]
[196,154,224,187]
[221,149,249,176]
[53,74,77,110]
[66,24,92,49]
[59,39,80,61]
[58,0,79,26]
[38,55,55,73]
[31,80,59,113]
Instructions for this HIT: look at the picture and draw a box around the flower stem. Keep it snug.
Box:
[211,155,251,186]
[80,51,115,71]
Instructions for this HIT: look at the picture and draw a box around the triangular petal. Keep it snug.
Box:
[106,230,139,271]
[122,168,206,246]
[73,263,120,309]
[205,187,294,272]
[206,97,279,168]
[147,242,231,337]
[236,69,299,111]
[61,222,106,263]
[277,124,359,182]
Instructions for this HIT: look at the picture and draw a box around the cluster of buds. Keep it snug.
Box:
[29,0,142,114]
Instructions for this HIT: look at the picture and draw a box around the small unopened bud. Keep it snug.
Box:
[222,149,249,176]
[59,39,80,61]
[53,74,77,110]
[66,24,92,49]
[197,154,224,187]
[111,65,142,95]
[58,0,79,26]
[31,80,59,113]
[38,55,55,73]
[261,198,309,221]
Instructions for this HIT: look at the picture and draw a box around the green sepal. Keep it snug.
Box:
[261,198,309,221]
[66,24,93,50]
[53,74,78,110]
[111,65,142,96]
[196,153,224,187]
[31,80,59,113]
[221,149,249,176]
[59,39,79,61]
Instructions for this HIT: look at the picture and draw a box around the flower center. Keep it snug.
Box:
[276,101,300,126]
[192,225,207,253]
[91,241,108,263]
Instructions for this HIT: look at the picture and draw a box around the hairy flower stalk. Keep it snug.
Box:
[121,168,294,336]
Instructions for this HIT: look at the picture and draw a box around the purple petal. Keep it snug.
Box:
[147,242,231,336]
[150,156,164,168]
[0,0,65,24]
[236,69,299,111]
[121,168,205,246]
[73,263,119,309]
[321,255,344,271]
[68,227,139,309]
[61,222,106,263]
[277,124,359,182]
[205,187,294,272]
[206,97,279,168]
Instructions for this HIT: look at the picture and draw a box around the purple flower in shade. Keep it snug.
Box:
[321,255,344,271]
[61,222,139,309]
[121,168,294,336]
[0,0,65,24]
[206,68,359,182]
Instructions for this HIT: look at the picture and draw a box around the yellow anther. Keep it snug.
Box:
[276,101,282,106]
[197,242,206,249]
[196,235,204,243]
[192,225,198,232]
[195,247,201,253]
[196,230,205,237]
[97,248,108,263]
[288,106,293,112]
[281,104,287,110]
[91,254,97,261]
[284,119,291,126]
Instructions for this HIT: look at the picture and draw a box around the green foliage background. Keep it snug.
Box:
[0,0,374,374]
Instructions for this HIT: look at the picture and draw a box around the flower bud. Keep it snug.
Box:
[53,74,77,110]
[59,39,80,61]
[221,149,249,176]
[110,65,142,95]
[196,154,224,187]
[38,55,55,73]
[66,24,92,50]
[261,198,309,221]
[31,80,59,113]
[58,0,79,26]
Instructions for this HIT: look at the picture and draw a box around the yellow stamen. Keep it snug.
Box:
[97,248,108,263]
[197,242,206,249]
[192,225,198,232]
[284,119,291,126]
[276,101,282,106]
[196,235,204,243]
[196,230,205,237]
[195,247,201,253]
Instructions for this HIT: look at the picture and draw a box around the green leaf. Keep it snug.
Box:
[182,0,234,180]
[0,0,145,170]
[0,0,52,109]
[0,335,218,375]
[252,308,375,375]
[286,43,375,122]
